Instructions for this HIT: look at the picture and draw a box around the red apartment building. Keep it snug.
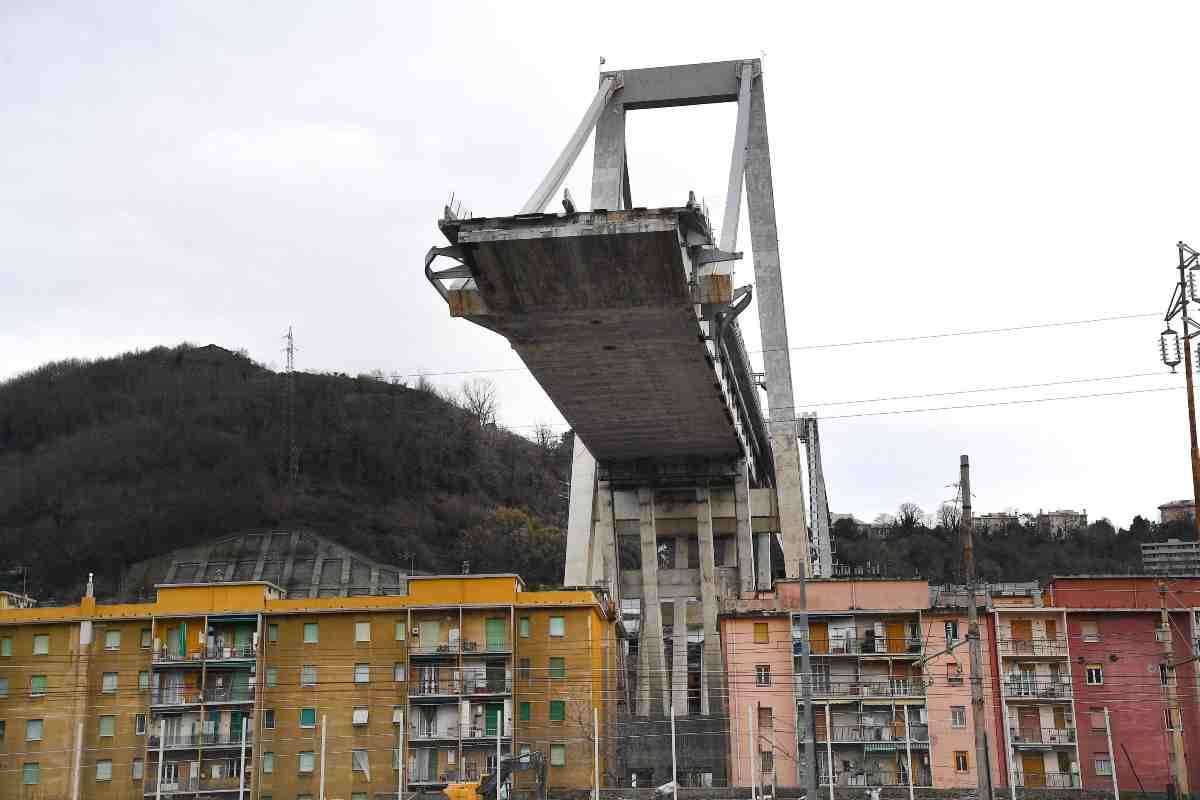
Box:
[1047,576,1200,795]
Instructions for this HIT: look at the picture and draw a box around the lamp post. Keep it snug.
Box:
[1160,241,1200,539]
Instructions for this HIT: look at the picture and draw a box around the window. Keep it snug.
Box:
[135,714,147,736]
[352,749,370,773]
[102,672,117,694]
[26,719,43,741]
[263,752,274,774]
[392,706,403,724]
[549,657,566,679]
[520,702,531,721]
[104,630,120,650]
[549,616,565,637]
[954,751,968,772]
[0,677,8,697]
[1094,754,1112,776]
[0,720,5,740]
[140,628,152,648]
[951,706,966,728]
[549,700,566,721]
[1,637,11,656]
[1081,621,1100,642]
[1086,663,1104,685]
[99,715,115,737]
[23,762,39,785]
[355,622,371,642]
[132,758,144,779]
[1160,663,1171,687]
[1166,707,1179,731]
[1089,708,1105,732]
[394,621,406,641]
[299,751,316,773]
[300,708,317,728]
[754,623,769,644]
[264,710,276,729]
[519,658,531,682]
[30,675,47,696]
[303,622,319,643]
[759,751,773,772]
[519,617,531,637]
[945,620,960,643]
[139,671,150,690]
[32,635,48,655]
[267,623,278,643]
[755,665,771,686]
[96,759,112,781]
[550,744,566,766]
[266,667,278,688]
[758,706,773,730]
[393,663,406,682]
[353,707,369,726]
[353,793,369,800]
[946,663,963,685]
[301,665,317,686]
[354,663,370,684]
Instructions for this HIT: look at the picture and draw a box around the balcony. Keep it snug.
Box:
[410,723,459,741]
[796,637,923,657]
[1016,772,1080,789]
[1003,678,1072,700]
[142,776,244,794]
[148,732,254,750]
[409,770,459,785]
[151,689,203,707]
[997,638,1069,658]
[463,676,512,695]
[203,687,254,704]
[205,644,255,662]
[153,649,203,665]
[802,678,925,698]
[462,639,511,655]
[409,680,461,698]
[410,641,462,657]
[819,770,932,787]
[462,724,512,743]
[1011,727,1076,746]
[812,725,929,744]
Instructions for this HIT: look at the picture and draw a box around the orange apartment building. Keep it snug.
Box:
[0,573,617,800]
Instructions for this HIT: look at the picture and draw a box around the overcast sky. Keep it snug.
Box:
[4,1,1200,529]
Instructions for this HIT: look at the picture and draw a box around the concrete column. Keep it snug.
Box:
[672,599,689,716]
[755,533,773,590]
[695,487,725,716]
[591,98,627,209]
[744,69,811,579]
[339,553,352,597]
[735,462,757,593]
[280,531,300,592]
[564,436,598,586]
[595,481,618,600]
[252,532,271,581]
[636,488,667,717]
[636,616,651,717]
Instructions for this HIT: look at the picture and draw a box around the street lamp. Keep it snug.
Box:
[1161,241,1200,540]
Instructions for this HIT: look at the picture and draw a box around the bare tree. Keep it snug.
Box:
[461,378,498,426]
[937,501,962,531]
[896,502,925,529]
[531,422,558,452]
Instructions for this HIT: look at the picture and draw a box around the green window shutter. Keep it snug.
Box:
[520,702,531,721]
[300,708,316,727]
[485,704,501,736]
[549,657,566,679]
[486,618,506,649]
[549,701,565,722]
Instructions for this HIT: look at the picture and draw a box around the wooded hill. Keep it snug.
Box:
[0,345,570,601]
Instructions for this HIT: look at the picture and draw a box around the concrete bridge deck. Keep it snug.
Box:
[429,206,766,468]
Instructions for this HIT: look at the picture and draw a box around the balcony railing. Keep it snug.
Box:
[205,644,256,661]
[203,687,254,704]
[410,679,461,697]
[144,776,201,793]
[1016,772,1081,788]
[801,678,925,698]
[1011,727,1076,745]
[462,640,511,654]
[463,677,512,695]
[462,724,512,740]
[410,642,462,656]
[150,689,203,706]
[153,649,202,664]
[819,770,932,787]
[410,768,461,784]
[812,724,929,743]
[411,723,459,740]
[149,731,254,749]
[796,637,923,657]
[1003,678,1072,699]
[997,637,1069,657]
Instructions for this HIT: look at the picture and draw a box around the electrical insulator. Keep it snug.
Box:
[1161,327,1182,372]
[1190,268,1200,303]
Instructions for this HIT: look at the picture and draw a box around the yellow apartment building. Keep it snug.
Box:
[0,573,617,800]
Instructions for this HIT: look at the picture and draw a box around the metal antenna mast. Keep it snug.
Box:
[284,326,299,489]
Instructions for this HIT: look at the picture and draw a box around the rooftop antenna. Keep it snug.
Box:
[86,572,94,598]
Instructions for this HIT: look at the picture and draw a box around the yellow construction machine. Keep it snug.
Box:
[438,751,546,800]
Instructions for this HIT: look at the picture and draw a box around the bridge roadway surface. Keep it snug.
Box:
[436,206,755,464]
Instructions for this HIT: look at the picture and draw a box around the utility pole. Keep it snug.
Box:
[1159,242,1200,539]
[283,326,300,490]
[960,455,993,800]
[1158,582,1189,796]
